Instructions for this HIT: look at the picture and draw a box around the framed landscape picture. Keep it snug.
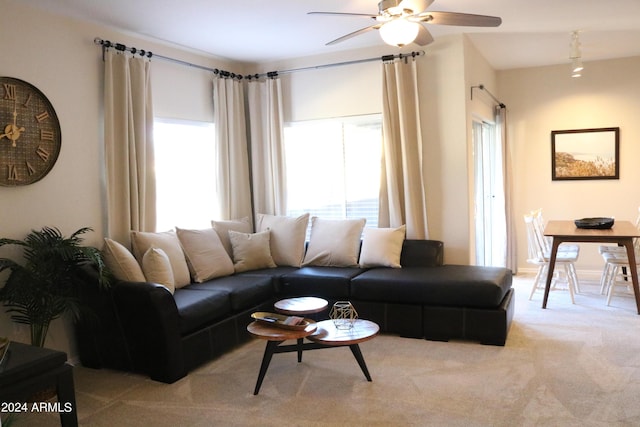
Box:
[551,127,620,180]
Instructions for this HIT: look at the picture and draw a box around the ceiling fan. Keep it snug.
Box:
[309,0,502,47]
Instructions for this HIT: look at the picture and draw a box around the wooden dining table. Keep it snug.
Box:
[543,220,640,314]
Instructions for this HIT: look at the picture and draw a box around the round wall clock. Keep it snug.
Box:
[0,77,61,186]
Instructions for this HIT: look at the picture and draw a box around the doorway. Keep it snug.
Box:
[473,120,507,267]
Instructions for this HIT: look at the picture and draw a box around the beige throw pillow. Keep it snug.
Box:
[176,227,234,282]
[302,217,366,267]
[256,213,310,267]
[228,229,277,273]
[130,231,191,288]
[359,225,406,268]
[211,217,252,257]
[101,238,146,282]
[142,247,175,294]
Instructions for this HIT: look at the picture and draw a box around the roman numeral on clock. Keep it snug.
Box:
[26,161,36,175]
[3,84,16,100]
[40,129,54,141]
[23,93,33,107]
[36,146,50,162]
[35,111,50,123]
[7,164,18,180]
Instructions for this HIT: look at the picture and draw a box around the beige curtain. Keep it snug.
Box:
[213,76,253,222]
[498,106,517,272]
[103,50,156,244]
[247,78,286,216]
[379,59,428,239]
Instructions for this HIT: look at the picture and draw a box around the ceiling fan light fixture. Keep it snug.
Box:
[379,19,420,47]
[378,0,416,17]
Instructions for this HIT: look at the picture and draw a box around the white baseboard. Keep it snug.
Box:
[517,267,604,282]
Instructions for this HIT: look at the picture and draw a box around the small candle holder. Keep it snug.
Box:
[329,301,358,330]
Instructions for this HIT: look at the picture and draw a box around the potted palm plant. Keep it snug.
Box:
[0,226,109,347]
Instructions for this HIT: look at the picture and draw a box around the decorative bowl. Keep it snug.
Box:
[251,312,313,330]
[574,217,615,229]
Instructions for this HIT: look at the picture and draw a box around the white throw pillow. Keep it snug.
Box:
[101,238,146,282]
[228,229,277,273]
[130,231,191,288]
[359,225,406,268]
[142,247,175,294]
[211,217,253,258]
[302,217,366,267]
[256,213,310,267]
[176,227,234,282]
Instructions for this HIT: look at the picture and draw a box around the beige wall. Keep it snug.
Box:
[463,36,500,264]
[499,56,640,275]
[0,0,239,354]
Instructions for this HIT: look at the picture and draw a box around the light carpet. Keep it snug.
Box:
[12,275,640,426]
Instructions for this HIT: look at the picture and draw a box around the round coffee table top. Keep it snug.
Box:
[308,319,379,346]
[274,296,328,315]
[247,320,317,341]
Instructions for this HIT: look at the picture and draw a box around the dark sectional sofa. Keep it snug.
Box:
[77,239,514,384]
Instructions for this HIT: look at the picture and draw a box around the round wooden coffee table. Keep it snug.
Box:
[273,296,329,363]
[308,319,379,382]
[274,296,328,316]
[247,320,317,395]
[247,317,379,395]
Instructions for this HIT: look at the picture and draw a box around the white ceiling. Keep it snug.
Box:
[19,0,640,70]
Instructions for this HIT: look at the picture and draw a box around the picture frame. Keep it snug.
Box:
[551,127,620,181]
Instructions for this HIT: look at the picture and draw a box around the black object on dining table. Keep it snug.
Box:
[574,217,615,229]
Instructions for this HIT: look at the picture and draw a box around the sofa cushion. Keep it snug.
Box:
[400,240,444,267]
[237,266,301,293]
[141,247,175,294]
[350,265,512,308]
[130,230,191,288]
[211,217,252,257]
[229,230,277,273]
[176,227,234,282]
[173,288,232,335]
[187,275,274,312]
[101,238,146,282]
[302,217,366,267]
[280,266,365,299]
[256,213,309,267]
[359,225,406,268]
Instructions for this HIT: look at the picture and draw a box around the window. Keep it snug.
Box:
[153,119,217,231]
[284,115,382,230]
[473,119,506,267]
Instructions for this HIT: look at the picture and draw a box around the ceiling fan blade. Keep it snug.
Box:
[308,11,378,19]
[417,11,502,27]
[414,25,434,46]
[326,24,381,46]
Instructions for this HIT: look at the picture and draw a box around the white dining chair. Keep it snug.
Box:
[524,213,580,303]
[601,252,640,305]
[530,208,581,293]
[598,207,640,258]
[598,207,640,297]
[599,235,640,305]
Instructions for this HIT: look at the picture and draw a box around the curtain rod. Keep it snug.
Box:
[94,37,245,80]
[470,84,506,108]
[246,50,426,80]
[94,37,425,80]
